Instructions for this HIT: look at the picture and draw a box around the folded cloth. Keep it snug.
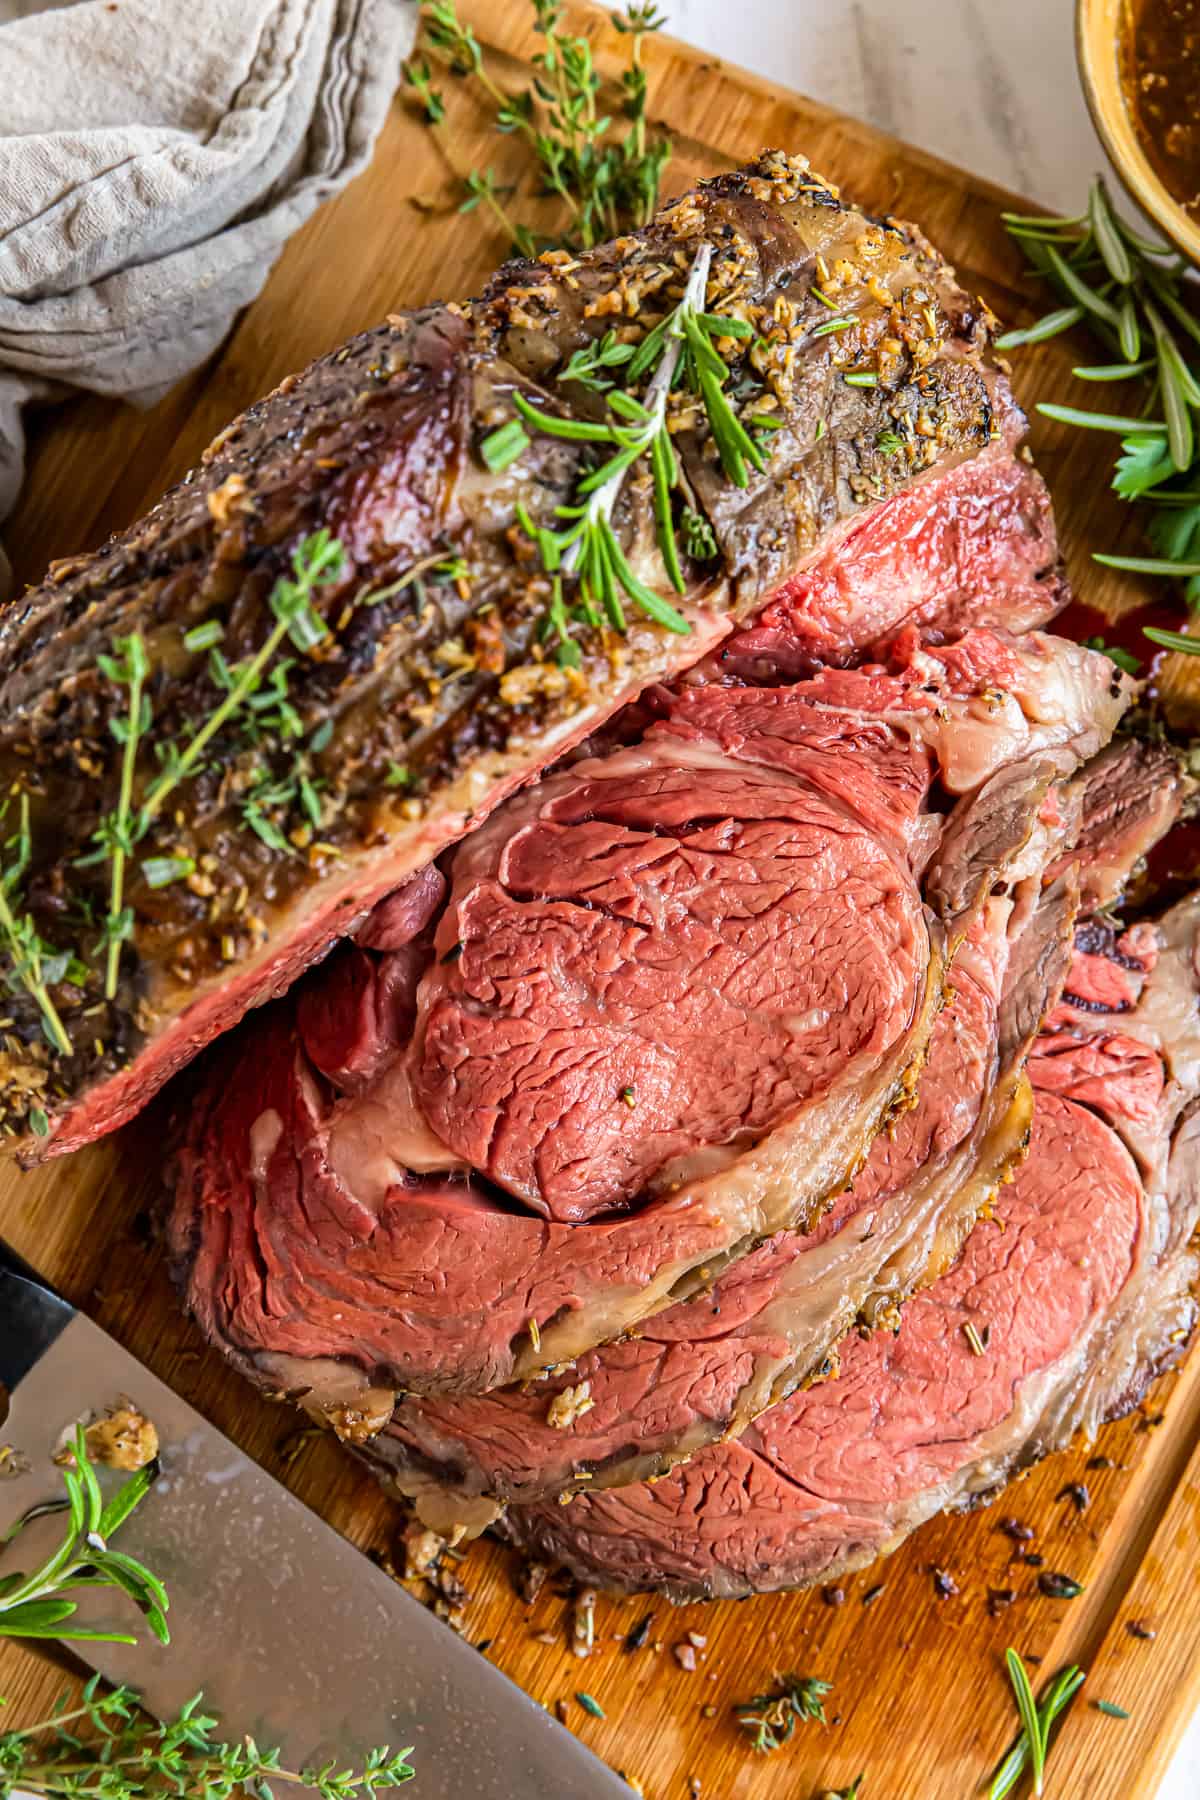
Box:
[0,0,416,591]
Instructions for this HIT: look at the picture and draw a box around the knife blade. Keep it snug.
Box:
[0,1244,631,1799]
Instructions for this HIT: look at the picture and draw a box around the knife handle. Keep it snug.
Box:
[0,1238,74,1394]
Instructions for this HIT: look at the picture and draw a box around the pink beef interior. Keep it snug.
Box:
[498,1083,1144,1597]
[714,447,1065,679]
[412,681,934,1221]
[374,901,1008,1504]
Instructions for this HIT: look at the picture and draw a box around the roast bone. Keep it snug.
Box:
[2,149,1068,1161]
[494,872,1200,1600]
[166,626,1132,1422]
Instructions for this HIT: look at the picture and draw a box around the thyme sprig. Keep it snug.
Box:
[0,794,73,1057]
[0,1428,166,1647]
[409,0,670,254]
[0,1679,415,1800]
[90,637,150,1000]
[733,1672,831,1755]
[0,532,346,1056]
[139,529,344,838]
[987,1651,1084,1799]
[507,241,759,651]
[999,176,1200,647]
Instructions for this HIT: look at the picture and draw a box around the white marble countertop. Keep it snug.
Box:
[653,3,1195,1796]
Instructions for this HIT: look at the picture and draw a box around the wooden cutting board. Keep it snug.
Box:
[3,7,1199,1797]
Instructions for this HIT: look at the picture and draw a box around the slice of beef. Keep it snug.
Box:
[0,150,1032,1162]
[1044,737,1188,910]
[710,447,1067,681]
[166,628,1129,1406]
[362,874,1075,1532]
[499,894,1200,1598]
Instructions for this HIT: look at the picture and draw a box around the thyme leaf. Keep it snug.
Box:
[733,1672,831,1755]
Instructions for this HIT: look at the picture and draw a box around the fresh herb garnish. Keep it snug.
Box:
[561,331,637,393]
[1145,623,1200,656]
[1000,177,1200,645]
[733,1673,831,1755]
[0,793,73,1057]
[93,635,149,1000]
[1092,1699,1131,1720]
[508,241,759,647]
[680,507,718,561]
[822,1780,864,1800]
[0,1679,414,1799]
[480,419,531,473]
[410,0,670,255]
[0,1427,166,1647]
[574,1692,605,1719]
[988,1651,1084,1799]
[0,532,346,1062]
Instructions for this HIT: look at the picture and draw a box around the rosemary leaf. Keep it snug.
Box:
[1004,1649,1046,1795]
[1144,625,1200,654]
[1041,244,1121,329]
[994,306,1085,350]
[1087,179,1133,285]
[1036,402,1168,434]
[1071,359,1155,382]
[480,418,531,472]
[1095,554,1200,576]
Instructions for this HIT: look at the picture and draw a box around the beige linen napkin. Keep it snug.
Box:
[0,0,416,590]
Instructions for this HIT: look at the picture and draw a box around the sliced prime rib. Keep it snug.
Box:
[363,877,1075,1533]
[166,628,1129,1411]
[498,892,1200,1598]
[1044,735,1187,909]
[0,149,1066,1161]
[351,743,1184,1522]
[710,447,1067,682]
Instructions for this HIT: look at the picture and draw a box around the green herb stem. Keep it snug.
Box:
[0,1680,414,1800]
[988,1654,1084,1800]
[141,532,343,833]
[0,794,72,1058]
[103,637,148,1000]
[0,1427,166,1647]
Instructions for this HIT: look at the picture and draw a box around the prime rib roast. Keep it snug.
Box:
[5,147,1196,1608]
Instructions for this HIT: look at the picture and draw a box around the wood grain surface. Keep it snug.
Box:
[2,7,1198,1797]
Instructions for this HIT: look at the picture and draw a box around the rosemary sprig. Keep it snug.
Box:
[507,241,759,648]
[0,1678,414,1800]
[0,793,73,1057]
[733,1673,831,1755]
[999,176,1200,639]
[0,1427,166,1647]
[987,1651,1084,1800]
[410,0,670,253]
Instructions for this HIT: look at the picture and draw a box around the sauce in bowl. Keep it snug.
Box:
[1122,0,1200,220]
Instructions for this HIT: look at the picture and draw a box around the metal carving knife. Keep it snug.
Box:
[0,1242,631,1799]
